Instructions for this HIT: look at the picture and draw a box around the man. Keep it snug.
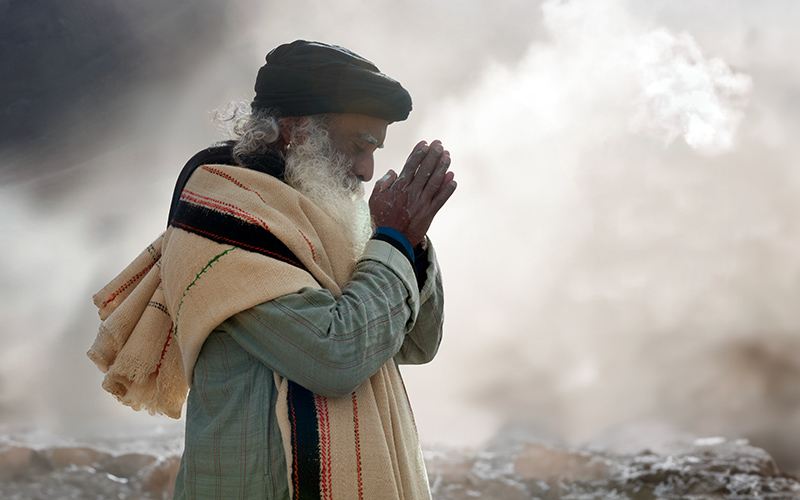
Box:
[88,40,456,499]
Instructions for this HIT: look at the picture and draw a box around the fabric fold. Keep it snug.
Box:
[88,162,430,498]
[274,361,429,500]
[88,233,188,418]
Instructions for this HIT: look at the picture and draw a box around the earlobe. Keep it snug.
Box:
[279,117,298,145]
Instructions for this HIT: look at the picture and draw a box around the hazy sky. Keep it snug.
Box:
[2,0,800,471]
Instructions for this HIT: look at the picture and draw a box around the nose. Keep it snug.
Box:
[353,155,375,182]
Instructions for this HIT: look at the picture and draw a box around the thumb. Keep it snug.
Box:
[375,170,397,192]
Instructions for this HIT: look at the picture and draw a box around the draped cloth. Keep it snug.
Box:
[87,163,431,499]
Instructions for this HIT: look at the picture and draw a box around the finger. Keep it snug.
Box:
[404,172,455,234]
[398,141,428,182]
[375,170,397,192]
[407,140,443,193]
[408,140,430,156]
[369,170,395,207]
[420,150,450,200]
[429,173,457,211]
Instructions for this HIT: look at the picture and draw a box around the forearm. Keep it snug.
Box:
[222,240,420,397]
[395,240,445,364]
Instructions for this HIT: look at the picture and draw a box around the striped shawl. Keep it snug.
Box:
[87,163,431,499]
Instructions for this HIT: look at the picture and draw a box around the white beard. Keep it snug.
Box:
[283,118,374,260]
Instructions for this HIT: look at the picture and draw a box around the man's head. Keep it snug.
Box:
[223,40,410,163]
[252,40,411,123]
[250,39,406,188]
[218,41,411,255]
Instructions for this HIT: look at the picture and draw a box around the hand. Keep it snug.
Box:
[369,140,457,248]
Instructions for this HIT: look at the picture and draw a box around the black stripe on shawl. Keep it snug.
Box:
[287,381,322,500]
[170,200,306,270]
[167,141,287,228]
[167,141,238,228]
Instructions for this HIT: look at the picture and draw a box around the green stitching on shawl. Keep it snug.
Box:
[173,247,236,337]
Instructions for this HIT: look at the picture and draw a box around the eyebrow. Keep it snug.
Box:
[357,132,384,149]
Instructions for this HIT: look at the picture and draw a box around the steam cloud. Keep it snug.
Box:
[407,0,800,472]
[629,28,752,154]
[2,0,800,474]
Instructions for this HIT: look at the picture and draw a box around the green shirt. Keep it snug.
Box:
[173,239,444,499]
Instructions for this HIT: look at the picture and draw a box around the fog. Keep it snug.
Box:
[2,0,800,473]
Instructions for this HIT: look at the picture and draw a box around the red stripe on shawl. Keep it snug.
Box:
[201,165,270,205]
[315,394,333,500]
[180,190,272,231]
[101,260,156,307]
[154,325,173,376]
[352,392,364,500]
[289,384,301,497]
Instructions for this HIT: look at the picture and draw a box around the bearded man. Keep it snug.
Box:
[88,40,456,499]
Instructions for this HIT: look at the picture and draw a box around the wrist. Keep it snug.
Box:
[372,227,415,264]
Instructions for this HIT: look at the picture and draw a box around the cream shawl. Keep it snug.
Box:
[88,164,431,499]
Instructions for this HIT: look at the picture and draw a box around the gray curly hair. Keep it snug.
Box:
[212,101,282,165]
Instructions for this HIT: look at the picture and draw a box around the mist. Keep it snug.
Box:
[2,0,800,475]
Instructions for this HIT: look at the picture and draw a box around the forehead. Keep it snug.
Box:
[329,113,390,145]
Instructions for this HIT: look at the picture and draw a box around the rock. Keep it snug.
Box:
[613,437,799,498]
[424,428,800,500]
[98,452,157,479]
[689,436,782,477]
[426,448,477,485]
[138,455,181,499]
[0,446,51,479]
[43,446,112,469]
[2,428,799,500]
[426,447,530,500]
[514,442,614,482]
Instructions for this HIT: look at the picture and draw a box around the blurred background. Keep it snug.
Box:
[2,0,799,475]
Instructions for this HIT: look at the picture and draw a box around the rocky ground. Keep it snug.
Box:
[1,426,799,500]
[0,444,180,500]
[426,435,800,499]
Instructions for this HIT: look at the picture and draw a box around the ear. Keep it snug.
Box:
[279,117,300,145]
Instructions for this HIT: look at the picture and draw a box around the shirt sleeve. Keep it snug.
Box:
[394,238,445,365]
[220,239,422,397]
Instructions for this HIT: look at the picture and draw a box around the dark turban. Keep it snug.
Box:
[251,40,412,123]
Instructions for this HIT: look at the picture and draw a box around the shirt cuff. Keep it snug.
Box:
[371,227,414,264]
[360,239,421,322]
